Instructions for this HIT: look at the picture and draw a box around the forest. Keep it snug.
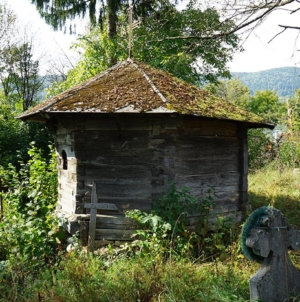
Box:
[0,0,300,301]
[232,67,300,97]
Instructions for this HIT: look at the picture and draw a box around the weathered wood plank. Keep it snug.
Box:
[175,172,239,188]
[77,130,151,141]
[84,166,152,180]
[85,116,118,130]
[83,156,154,167]
[175,159,238,174]
[93,183,151,199]
[95,229,133,240]
[81,197,152,213]
[176,141,239,159]
[95,215,139,229]
[85,203,118,211]
[181,117,237,129]
[85,114,154,131]
[84,148,153,159]
[179,127,237,137]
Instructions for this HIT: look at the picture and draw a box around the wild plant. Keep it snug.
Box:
[0,143,60,271]
[126,183,234,260]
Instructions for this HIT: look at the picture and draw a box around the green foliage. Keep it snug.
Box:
[36,252,106,301]
[0,42,44,111]
[125,209,173,258]
[0,251,251,302]
[247,90,285,124]
[153,183,202,233]
[0,92,53,168]
[125,184,234,260]
[289,89,300,133]
[203,78,250,107]
[248,129,300,171]
[277,138,300,169]
[231,67,300,97]
[47,3,240,96]
[248,167,300,228]
[248,129,274,171]
[133,4,239,85]
[0,144,59,270]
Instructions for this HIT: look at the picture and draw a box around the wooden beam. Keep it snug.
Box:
[84,203,118,211]
[87,181,98,253]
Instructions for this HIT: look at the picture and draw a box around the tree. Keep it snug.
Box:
[31,0,300,41]
[0,3,16,48]
[202,1,299,39]
[287,89,300,133]
[247,90,285,123]
[203,78,250,107]
[46,3,240,98]
[31,0,155,36]
[0,41,45,111]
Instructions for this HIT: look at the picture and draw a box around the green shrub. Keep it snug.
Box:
[277,138,300,169]
[0,95,53,169]
[248,129,274,171]
[0,143,59,270]
[126,184,235,260]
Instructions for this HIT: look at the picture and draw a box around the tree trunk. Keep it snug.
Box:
[107,0,118,66]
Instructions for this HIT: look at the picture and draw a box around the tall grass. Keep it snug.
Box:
[0,252,255,302]
[248,165,300,227]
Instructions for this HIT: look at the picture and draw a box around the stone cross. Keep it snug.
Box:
[242,207,300,302]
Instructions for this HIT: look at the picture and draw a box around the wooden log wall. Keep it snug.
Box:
[53,113,246,241]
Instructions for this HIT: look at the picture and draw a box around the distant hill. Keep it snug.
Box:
[231,67,300,97]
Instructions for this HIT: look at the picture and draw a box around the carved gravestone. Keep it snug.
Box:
[241,207,300,302]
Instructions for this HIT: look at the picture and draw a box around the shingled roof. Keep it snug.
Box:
[17,59,274,128]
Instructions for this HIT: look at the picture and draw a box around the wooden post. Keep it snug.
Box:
[84,181,118,252]
[87,181,98,253]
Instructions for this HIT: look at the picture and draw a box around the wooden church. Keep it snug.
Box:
[18,59,274,244]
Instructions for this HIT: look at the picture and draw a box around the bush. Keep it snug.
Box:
[277,138,300,169]
[0,143,59,270]
[125,184,235,260]
[248,129,275,171]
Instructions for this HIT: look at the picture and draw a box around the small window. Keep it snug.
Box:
[62,150,68,170]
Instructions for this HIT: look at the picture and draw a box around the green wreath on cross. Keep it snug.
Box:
[240,206,270,263]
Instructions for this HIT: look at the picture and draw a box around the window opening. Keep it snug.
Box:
[62,150,68,170]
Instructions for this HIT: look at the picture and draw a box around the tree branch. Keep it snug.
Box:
[279,24,300,30]
[268,27,287,43]
[148,0,297,43]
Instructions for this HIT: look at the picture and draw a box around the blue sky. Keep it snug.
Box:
[7,0,300,73]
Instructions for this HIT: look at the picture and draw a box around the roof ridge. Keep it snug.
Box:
[128,58,168,104]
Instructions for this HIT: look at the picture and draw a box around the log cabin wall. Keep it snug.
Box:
[54,113,245,220]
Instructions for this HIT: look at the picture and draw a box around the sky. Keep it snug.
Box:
[5,0,300,73]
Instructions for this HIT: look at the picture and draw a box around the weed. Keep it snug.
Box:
[0,143,60,271]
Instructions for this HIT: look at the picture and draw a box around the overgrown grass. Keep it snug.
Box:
[248,164,300,227]
[1,165,300,301]
[0,252,257,302]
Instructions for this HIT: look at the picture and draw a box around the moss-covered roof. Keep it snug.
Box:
[17,59,274,128]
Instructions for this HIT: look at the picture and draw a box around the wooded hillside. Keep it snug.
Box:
[231,67,300,97]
